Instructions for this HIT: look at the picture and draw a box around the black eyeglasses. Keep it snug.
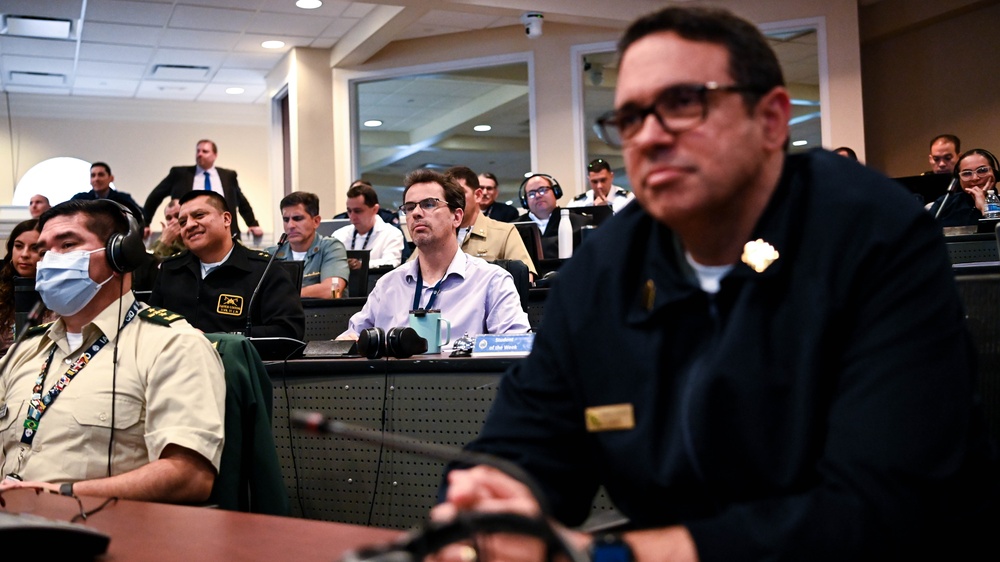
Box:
[398,198,448,215]
[958,166,993,180]
[525,186,552,200]
[594,82,763,148]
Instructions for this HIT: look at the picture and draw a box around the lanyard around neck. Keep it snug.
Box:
[351,227,374,250]
[20,301,141,445]
[412,263,445,311]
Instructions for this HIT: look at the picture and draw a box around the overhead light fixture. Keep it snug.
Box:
[3,15,72,39]
[296,0,323,8]
[261,40,285,49]
[225,87,245,95]
[364,119,383,127]
[473,125,491,132]
[792,140,808,147]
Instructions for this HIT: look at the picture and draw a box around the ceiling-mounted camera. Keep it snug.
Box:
[520,12,543,39]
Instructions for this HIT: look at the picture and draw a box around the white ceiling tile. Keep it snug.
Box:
[3,84,73,95]
[136,79,204,100]
[82,22,163,46]
[168,5,255,32]
[159,28,241,50]
[0,36,76,58]
[0,0,83,20]
[319,17,360,38]
[76,60,147,79]
[213,68,266,85]
[178,0,265,8]
[342,3,376,19]
[86,0,173,26]
[78,42,154,64]
[2,55,75,74]
[72,76,140,94]
[151,48,226,68]
[247,11,333,37]
[222,51,284,70]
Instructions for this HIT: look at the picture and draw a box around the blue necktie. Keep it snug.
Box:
[204,171,212,192]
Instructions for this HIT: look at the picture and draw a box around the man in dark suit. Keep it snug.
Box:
[72,161,146,228]
[478,172,521,222]
[143,139,263,238]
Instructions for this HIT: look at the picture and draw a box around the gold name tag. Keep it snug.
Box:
[584,403,635,432]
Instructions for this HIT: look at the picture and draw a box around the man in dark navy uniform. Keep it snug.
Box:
[150,191,303,339]
[434,6,998,562]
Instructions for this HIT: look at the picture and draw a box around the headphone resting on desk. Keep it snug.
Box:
[357,326,427,359]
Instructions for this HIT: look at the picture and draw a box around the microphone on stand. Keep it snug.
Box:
[291,411,590,562]
[245,232,288,337]
[289,410,551,516]
[934,177,959,220]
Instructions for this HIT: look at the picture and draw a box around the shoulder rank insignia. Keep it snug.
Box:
[139,307,185,326]
[23,321,54,338]
[573,192,587,201]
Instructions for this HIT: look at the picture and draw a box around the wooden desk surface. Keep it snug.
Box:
[2,488,401,561]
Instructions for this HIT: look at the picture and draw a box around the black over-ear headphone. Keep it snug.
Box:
[357,326,428,359]
[100,200,146,273]
[518,173,563,209]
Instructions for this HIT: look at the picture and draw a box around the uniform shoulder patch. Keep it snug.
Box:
[23,321,54,338]
[573,192,587,201]
[139,307,185,326]
[615,188,631,196]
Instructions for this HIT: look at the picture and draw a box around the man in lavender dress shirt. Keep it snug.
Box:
[340,169,529,342]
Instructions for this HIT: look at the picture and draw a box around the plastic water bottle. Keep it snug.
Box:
[558,209,573,259]
[986,190,1000,219]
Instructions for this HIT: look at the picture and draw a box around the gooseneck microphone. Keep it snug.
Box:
[290,412,590,562]
[934,177,960,220]
[289,410,552,516]
[245,232,288,337]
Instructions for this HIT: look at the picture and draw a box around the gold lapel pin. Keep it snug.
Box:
[741,239,779,273]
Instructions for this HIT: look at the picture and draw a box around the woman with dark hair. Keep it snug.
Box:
[928,148,1000,227]
[0,219,54,355]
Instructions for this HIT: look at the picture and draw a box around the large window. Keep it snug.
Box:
[353,61,530,208]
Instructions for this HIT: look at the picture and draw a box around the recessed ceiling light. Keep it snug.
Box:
[792,140,808,147]
[296,0,323,8]
[261,40,285,49]
[226,87,245,95]
[473,124,492,132]
[364,120,383,127]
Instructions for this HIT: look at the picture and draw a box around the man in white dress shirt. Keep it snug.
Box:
[332,182,404,269]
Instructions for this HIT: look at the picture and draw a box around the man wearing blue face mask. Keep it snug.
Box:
[0,200,225,504]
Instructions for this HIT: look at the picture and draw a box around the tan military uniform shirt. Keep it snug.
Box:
[0,292,225,483]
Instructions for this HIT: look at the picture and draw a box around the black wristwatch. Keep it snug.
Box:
[59,482,74,497]
[588,533,634,562]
